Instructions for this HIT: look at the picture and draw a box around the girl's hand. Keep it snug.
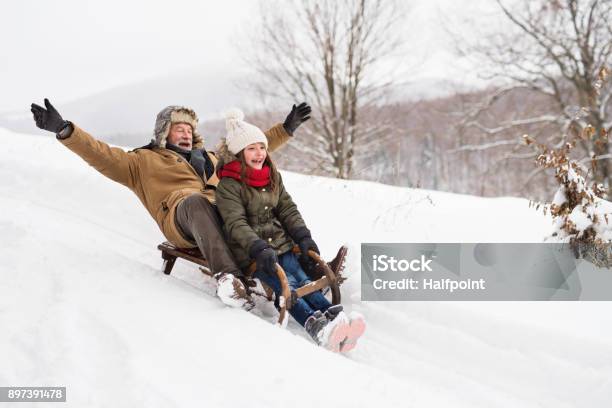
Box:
[299,237,319,259]
[250,239,278,276]
[256,248,278,276]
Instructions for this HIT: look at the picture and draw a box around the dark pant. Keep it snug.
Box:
[255,251,332,326]
[175,194,242,276]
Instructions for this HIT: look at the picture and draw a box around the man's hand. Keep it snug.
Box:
[282,102,311,135]
[31,98,69,134]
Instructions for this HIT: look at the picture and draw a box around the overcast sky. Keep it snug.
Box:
[1,0,502,114]
[1,0,258,112]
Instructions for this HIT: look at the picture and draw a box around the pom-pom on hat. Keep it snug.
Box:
[224,108,268,155]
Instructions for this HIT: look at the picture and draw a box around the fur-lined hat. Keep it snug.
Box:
[152,105,204,149]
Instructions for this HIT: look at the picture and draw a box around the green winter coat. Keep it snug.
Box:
[215,172,307,270]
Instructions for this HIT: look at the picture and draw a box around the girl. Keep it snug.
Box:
[215,109,365,352]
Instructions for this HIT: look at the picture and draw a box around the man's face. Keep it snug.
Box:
[167,123,193,150]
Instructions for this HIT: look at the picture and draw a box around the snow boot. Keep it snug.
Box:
[305,310,350,352]
[339,311,366,353]
[304,245,348,281]
[324,304,344,321]
[305,311,327,340]
[215,273,255,310]
[328,245,348,277]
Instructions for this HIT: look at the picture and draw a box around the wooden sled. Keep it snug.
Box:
[157,242,344,325]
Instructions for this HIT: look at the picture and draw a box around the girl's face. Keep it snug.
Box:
[243,143,267,170]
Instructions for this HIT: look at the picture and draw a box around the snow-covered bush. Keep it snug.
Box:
[531,136,612,266]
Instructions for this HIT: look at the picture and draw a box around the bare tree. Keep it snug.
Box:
[242,0,407,179]
[456,0,612,194]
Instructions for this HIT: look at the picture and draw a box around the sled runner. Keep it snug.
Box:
[157,242,346,325]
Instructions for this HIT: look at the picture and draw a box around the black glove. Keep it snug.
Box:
[298,236,319,260]
[297,236,319,276]
[31,98,70,134]
[250,239,278,277]
[282,102,311,135]
[291,226,319,263]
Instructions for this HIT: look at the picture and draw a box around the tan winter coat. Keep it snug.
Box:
[59,124,290,248]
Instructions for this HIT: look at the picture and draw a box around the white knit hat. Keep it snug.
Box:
[224,108,268,155]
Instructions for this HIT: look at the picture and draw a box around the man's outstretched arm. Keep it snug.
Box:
[31,98,138,189]
[264,102,312,152]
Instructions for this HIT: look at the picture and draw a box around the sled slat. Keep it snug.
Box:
[295,276,330,298]
[157,243,209,268]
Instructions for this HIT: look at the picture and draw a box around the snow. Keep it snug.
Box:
[1,128,612,407]
[593,197,612,241]
[569,206,592,233]
[552,186,567,207]
[567,163,587,192]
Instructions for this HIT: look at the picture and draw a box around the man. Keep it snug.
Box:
[30,99,311,308]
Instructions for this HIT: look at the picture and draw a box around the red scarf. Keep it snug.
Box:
[218,160,271,187]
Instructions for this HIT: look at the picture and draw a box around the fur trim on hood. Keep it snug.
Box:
[215,137,238,173]
[152,105,204,149]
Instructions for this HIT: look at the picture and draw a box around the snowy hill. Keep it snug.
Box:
[1,128,612,407]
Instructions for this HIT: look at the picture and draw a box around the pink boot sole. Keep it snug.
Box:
[340,314,366,353]
[324,317,351,353]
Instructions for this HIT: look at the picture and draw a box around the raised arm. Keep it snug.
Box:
[31,98,138,189]
[264,102,311,152]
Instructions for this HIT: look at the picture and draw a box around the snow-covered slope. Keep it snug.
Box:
[1,128,611,407]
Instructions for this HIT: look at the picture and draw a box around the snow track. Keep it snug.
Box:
[1,129,611,407]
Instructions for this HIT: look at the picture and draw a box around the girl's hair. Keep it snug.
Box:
[237,148,279,192]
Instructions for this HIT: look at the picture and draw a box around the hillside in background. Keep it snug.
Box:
[0,73,460,149]
[4,79,600,203]
[0,70,253,147]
